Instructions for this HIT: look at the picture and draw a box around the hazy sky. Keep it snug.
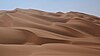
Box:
[0,0,100,16]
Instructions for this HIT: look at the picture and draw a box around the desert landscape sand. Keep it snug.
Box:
[0,8,100,56]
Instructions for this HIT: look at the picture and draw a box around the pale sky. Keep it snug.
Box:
[0,0,100,16]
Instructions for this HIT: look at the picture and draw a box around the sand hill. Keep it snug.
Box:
[0,8,100,56]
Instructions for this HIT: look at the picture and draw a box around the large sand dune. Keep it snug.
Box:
[0,8,100,56]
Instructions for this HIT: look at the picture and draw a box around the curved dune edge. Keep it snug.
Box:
[0,8,100,56]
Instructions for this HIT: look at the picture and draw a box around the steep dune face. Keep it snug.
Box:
[0,28,27,44]
[0,8,100,56]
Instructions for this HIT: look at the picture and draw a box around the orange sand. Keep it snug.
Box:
[0,8,100,56]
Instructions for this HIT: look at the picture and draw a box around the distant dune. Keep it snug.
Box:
[0,8,100,56]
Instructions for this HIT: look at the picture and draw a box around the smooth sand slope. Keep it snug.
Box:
[0,8,100,56]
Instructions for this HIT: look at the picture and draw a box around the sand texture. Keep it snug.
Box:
[0,8,100,56]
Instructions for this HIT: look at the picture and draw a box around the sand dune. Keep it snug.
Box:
[0,8,100,56]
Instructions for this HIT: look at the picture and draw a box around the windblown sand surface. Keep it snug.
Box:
[0,8,100,56]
